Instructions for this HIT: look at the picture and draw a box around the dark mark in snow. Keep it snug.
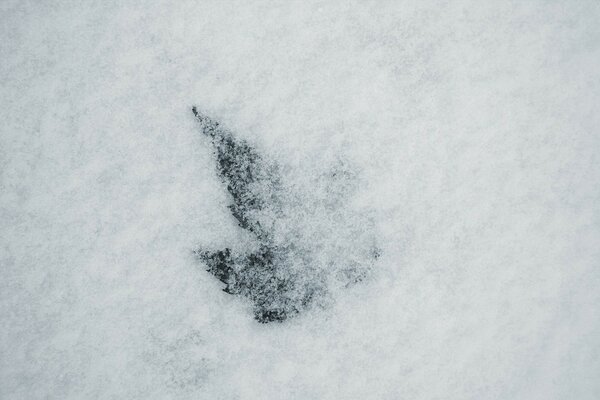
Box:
[192,106,379,323]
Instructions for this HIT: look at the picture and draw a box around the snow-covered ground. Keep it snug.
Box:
[2,1,599,399]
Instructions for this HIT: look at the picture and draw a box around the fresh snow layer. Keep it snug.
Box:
[1,1,600,399]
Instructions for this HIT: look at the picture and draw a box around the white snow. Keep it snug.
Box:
[1,1,599,399]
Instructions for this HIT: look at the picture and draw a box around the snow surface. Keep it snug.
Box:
[1,1,600,399]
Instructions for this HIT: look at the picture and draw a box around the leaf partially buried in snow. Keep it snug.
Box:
[193,107,379,323]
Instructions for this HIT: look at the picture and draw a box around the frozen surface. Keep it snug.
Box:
[1,1,600,399]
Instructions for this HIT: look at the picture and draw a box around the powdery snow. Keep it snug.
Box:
[1,1,599,399]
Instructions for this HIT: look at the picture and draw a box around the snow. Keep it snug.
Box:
[1,1,600,399]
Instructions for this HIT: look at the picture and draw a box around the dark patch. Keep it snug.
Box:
[192,107,376,323]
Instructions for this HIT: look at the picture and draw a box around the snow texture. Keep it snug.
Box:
[1,1,600,399]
